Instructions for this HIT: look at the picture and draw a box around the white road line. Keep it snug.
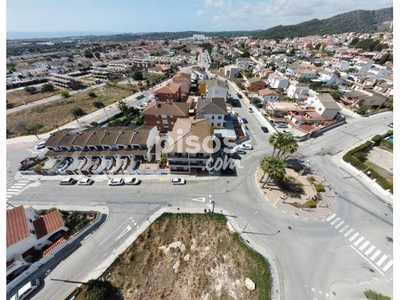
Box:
[335,221,344,229]
[351,245,385,276]
[319,290,323,295]
[99,217,133,246]
[382,260,393,272]
[326,293,329,297]
[14,183,27,185]
[7,189,21,192]
[359,241,370,251]
[326,214,336,221]
[370,250,382,262]
[344,228,354,237]
[18,181,29,183]
[331,217,341,225]
[354,236,364,246]
[6,195,13,198]
[365,245,376,256]
[339,225,349,233]
[6,192,18,195]
[10,185,23,189]
[311,287,316,292]
[349,232,359,242]
[376,255,388,267]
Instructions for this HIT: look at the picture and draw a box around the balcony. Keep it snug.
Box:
[168,160,189,166]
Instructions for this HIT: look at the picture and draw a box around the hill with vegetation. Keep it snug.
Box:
[253,7,393,39]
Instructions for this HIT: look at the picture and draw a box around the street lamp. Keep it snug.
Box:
[242,211,257,233]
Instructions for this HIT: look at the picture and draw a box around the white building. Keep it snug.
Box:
[258,88,279,104]
[224,65,240,78]
[267,72,289,89]
[307,91,340,120]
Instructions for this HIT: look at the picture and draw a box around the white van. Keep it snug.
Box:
[59,177,76,185]
[12,278,40,300]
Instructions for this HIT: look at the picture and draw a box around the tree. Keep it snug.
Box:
[250,97,262,106]
[85,279,116,300]
[94,52,101,60]
[27,123,44,139]
[278,135,299,160]
[60,90,69,98]
[133,71,143,81]
[330,91,342,100]
[117,99,129,118]
[93,100,105,109]
[70,107,86,122]
[88,91,97,98]
[24,86,37,94]
[84,50,94,58]
[260,155,287,187]
[158,152,168,168]
[41,83,55,93]
[268,132,286,156]
[355,104,368,115]
[383,99,393,110]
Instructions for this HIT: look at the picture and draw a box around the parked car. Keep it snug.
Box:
[388,123,393,128]
[277,123,288,128]
[241,118,248,124]
[79,178,94,185]
[59,177,76,185]
[108,178,124,186]
[247,107,253,113]
[282,129,292,135]
[240,144,253,150]
[236,92,243,99]
[57,159,72,172]
[236,148,247,155]
[171,178,186,185]
[124,177,141,185]
[261,126,269,133]
[35,142,46,150]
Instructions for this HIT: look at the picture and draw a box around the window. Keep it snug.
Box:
[218,116,222,119]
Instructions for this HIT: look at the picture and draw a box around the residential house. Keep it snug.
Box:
[164,118,214,174]
[254,68,274,79]
[340,90,388,110]
[352,76,377,91]
[149,65,172,76]
[372,81,393,97]
[207,86,228,101]
[245,77,267,92]
[367,66,391,78]
[259,88,279,104]
[286,81,309,101]
[142,101,189,132]
[307,93,341,120]
[7,206,68,278]
[154,82,182,102]
[352,57,374,74]
[267,72,289,89]
[294,69,316,80]
[317,70,342,85]
[224,65,240,78]
[172,72,191,94]
[196,98,227,127]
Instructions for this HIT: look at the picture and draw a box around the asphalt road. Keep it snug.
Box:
[6,76,393,299]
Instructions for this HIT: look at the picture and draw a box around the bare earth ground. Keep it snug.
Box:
[85,214,272,300]
[7,85,132,137]
[6,88,60,107]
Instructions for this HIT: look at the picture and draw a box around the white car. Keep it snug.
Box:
[240,144,253,150]
[247,107,253,113]
[35,142,46,150]
[171,178,186,185]
[79,178,94,185]
[124,177,141,185]
[108,178,124,186]
[282,129,293,135]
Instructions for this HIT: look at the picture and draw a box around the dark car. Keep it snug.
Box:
[236,93,243,99]
[242,118,248,124]
[261,126,269,133]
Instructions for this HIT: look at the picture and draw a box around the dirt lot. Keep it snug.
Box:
[79,213,272,300]
[6,88,60,108]
[7,84,132,137]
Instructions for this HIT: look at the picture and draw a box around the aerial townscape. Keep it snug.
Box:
[5,2,395,300]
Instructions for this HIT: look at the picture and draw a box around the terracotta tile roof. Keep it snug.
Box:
[43,237,66,257]
[142,101,189,117]
[33,210,65,240]
[197,98,227,115]
[259,88,278,96]
[155,83,182,94]
[7,206,30,247]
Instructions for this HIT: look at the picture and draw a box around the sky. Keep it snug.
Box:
[6,0,394,33]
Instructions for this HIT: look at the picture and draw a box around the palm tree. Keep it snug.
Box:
[277,135,298,159]
[268,132,286,156]
[117,99,129,118]
[260,155,287,188]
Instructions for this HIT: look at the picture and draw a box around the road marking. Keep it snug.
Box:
[6,192,18,195]
[359,241,370,251]
[353,236,364,246]
[14,182,27,185]
[335,221,344,229]
[339,225,349,233]
[311,287,316,292]
[7,189,21,192]
[319,290,323,295]
[349,232,359,242]
[6,195,13,198]
[344,228,354,237]
[326,214,336,221]
[326,293,329,297]
[365,245,376,256]
[18,180,29,183]
[99,217,133,246]
[376,255,388,267]
[370,250,382,262]
[351,245,385,276]
[192,197,206,202]
[382,260,393,272]
[331,217,340,225]
[11,185,23,188]
[116,225,132,241]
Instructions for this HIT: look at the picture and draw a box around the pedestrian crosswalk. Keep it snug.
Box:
[5,180,30,203]
[325,214,393,275]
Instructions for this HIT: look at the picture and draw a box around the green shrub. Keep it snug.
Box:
[371,134,383,144]
[305,200,317,208]
[88,91,97,98]
[364,289,391,300]
[353,151,368,162]
[60,90,69,98]
[314,184,325,192]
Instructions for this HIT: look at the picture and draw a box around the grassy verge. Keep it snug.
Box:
[7,88,60,107]
[72,213,272,300]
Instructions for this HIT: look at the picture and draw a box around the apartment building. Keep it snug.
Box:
[154,82,182,102]
[196,98,227,127]
[47,73,82,90]
[142,101,189,132]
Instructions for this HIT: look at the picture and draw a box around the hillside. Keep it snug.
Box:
[253,7,393,39]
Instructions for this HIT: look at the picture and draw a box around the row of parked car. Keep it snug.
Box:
[59,177,186,185]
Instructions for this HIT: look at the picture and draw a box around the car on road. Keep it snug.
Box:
[241,118,248,124]
[35,142,46,150]
[236,148,247,154]
[240,144,253,150]
[236,92,243,99]
[261,126,269,133]
[59,177,76,185]
[247,107,253,113]
[388,123,393,128]
[171,178,186,185]
[108,178,124,186]
[282,129,293,135]
[124,177,141,185]
[277,123,288,128]
[78,178,94,185]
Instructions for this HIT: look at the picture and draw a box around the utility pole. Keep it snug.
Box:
[242,211,257,233]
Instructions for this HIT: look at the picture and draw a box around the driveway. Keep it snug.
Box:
[367,147,393,173]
